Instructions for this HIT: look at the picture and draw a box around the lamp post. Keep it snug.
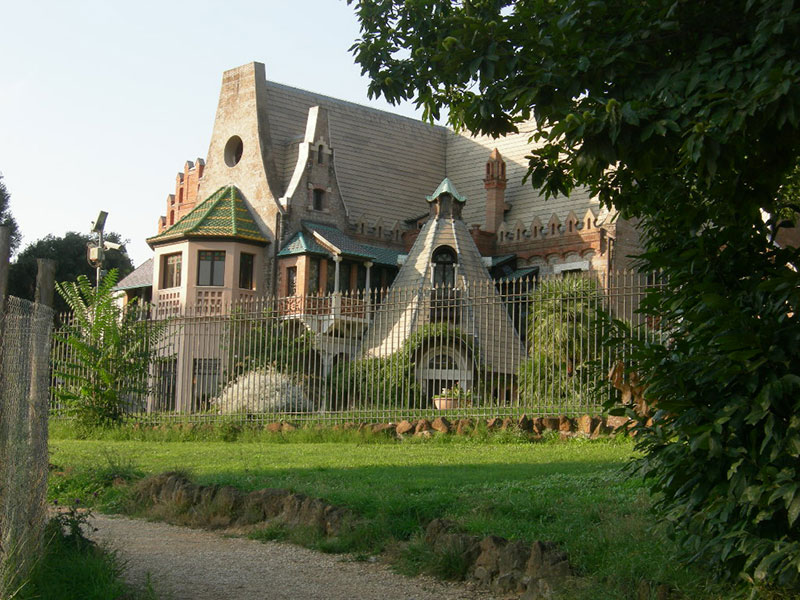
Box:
[89,211,108,288]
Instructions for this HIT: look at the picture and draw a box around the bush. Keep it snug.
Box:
[518,275,605,412]
[53,270,164,428]
[611,218,800,590]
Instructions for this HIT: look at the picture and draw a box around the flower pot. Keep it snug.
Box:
[433,396,459,410]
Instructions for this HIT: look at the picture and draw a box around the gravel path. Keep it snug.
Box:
[91,514,498,600]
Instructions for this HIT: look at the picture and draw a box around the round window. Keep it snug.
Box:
[224,136,244,167]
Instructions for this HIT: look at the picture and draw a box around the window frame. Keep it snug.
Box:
[197,250,226,287]
[239,252,255,290]
[161,252,182,289]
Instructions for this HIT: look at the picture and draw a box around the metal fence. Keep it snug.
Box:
[1,297,54,597]
[50,270,662,424]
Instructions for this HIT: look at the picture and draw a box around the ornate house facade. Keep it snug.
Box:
[120,61,644,412]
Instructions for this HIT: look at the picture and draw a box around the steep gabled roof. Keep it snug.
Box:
[147,186,268,247]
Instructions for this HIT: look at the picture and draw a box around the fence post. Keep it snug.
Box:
[0,226,9,332]
[34,259,56,309]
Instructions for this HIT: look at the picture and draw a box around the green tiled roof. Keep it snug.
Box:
[426,177,466,203]
[147,186,268,247]
[278,222,402,267]
[500,266,539,281]
[304,222,374,259]
[359,243,403,267]
[277,231,328,257]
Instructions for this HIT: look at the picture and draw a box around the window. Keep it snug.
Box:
[432,246,456,288]
[312,188,325,211]
[308,257,320,294]
[198,250,225,286]
[162,253,182,289]
[286,266,297,296]
[318,144,324,164]
[239,253,254,289]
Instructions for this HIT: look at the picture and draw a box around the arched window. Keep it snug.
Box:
[318,144,324,164]
[169,210,175,225]
[432,246,456,288]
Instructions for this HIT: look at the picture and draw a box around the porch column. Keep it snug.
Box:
[333,254,342,293]
[364,261,373,294]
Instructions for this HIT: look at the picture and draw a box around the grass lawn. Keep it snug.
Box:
[48,433,734,600]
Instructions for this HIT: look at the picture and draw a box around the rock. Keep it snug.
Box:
[265,422,282,433]
[396,420,414,435]
[371,423,396,435]
[558,416,573,432]
[425,518,456,546]
[526,541,571,579]
[605,415,630,432]
[518,414,532,432]
[498,540,530,573]
[590,420,610,439]
[559,431,573,441]
[532,417,544,434]
[432,417,451,433]
[357,422,369,432]
[281,422,297,433]
[471,535,507,584]
[576,414,595,435]
[342,421,357,430]
[456,418,474,435]
[211,486,241,515]
[541,417,560,431]
[415,419,432,434]
[211,367,310,413]
[415,430,433,439]
[492,572,518,594]
[501,417,514,430]
[657,583,672,600]
[486,417,502,430]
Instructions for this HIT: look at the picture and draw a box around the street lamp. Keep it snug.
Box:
[88,211,108,288]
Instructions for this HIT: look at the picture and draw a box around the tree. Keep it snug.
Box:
[0,173,21,253]
[8,231,133,314]
[351,0,800,589]
[53,270,162,428]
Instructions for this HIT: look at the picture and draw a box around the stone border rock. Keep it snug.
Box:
[133,473,354,537]
[424,519,581,599]
[265,414,634,440]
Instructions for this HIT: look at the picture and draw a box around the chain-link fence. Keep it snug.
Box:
[0,296,55,597]
[50,270,662,424]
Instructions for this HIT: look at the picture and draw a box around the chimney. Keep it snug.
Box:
[483,148,507,233]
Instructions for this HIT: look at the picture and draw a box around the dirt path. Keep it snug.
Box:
[91,514,498,600]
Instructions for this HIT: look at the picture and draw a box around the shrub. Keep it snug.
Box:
[53,270,164,428]
[517,275,605,412]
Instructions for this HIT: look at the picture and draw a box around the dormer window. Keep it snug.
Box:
[432,246,456,288]
[312,188,325,211]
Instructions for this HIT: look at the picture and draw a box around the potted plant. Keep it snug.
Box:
[432,384,470,410]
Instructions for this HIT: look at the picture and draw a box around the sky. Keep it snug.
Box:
[0,0,424,266]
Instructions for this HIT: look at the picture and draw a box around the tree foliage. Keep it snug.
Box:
[0,173,21,253]
[53,270,162,428]
[351,0,800,588]
[9,231,133,314]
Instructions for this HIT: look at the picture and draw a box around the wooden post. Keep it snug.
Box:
[34,259,56,309]
[0,226,9,321]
